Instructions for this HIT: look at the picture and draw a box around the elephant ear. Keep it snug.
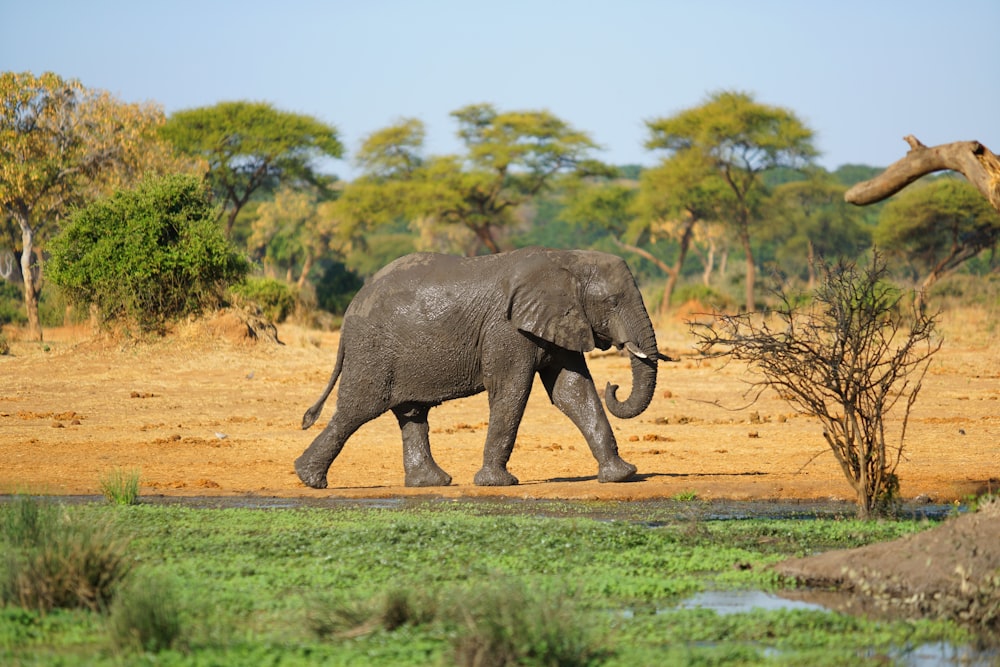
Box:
[504,254,595,353]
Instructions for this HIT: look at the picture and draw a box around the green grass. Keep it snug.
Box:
[0,499,981,665]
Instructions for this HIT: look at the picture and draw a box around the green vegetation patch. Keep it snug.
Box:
[0,500,981,665]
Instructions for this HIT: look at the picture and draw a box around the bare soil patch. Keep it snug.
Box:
[1,314,997,503]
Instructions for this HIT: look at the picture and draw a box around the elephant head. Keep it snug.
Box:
[504,249,660,419]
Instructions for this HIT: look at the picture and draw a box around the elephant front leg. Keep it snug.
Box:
[540,359,638,483]
[393,405,452,487]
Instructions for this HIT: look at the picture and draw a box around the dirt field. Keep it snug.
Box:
[2,308,997,504]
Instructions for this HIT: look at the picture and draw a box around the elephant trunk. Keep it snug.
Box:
[604,313,659,420]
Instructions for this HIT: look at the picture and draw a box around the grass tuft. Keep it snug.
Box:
[448,579,607,667]
[99,467,141,506]
[109,570,184,653]
[308,579,606,666]
[0,495,131,613]
[308,587,439,639]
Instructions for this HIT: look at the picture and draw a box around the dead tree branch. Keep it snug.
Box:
[845,136,1000,213]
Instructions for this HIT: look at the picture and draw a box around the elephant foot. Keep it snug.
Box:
[405,464,453,488]
[473,466,519,486]
[294,455,329,489]
[598,458,638,483]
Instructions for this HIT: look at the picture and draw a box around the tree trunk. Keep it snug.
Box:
[225,208,239,239]
[296,254,314,290]
[701,242,716,286]
[806,239,816,291]
[16,216,43,342]
[740,227,755,312]
[472,223,501,254]
[660,217,695,314]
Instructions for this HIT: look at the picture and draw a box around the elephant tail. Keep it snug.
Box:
[301,343,345,430]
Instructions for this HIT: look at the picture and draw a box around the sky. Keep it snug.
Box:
[3,1,998,180]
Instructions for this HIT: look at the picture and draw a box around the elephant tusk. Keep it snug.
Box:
[625,341,648,359]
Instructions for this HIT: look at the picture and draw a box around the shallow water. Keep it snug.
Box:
[679,589,828,614]
[674,590,998,666]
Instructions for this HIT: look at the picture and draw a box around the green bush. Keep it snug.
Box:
[230,277,297,323]
[46,174,250,334]
[0,280,24,326]
[308,579,605,666]
[1,494,59,548]
[0,496,131,612]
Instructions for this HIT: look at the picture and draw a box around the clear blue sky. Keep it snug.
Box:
[3,1,998,180]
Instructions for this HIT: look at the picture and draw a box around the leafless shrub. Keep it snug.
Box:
[693,252,940,518]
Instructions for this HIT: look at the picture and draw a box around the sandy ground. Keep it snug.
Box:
[1,309,997,504]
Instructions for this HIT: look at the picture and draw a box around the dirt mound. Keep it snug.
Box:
[776,501,1000,635]
[185,307,283,345]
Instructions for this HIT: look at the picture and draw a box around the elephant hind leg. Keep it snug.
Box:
[473,367,534,487]
[393,404,452,487]
[295,407,379,489]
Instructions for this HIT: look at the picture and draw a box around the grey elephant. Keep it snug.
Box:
[295,246,668,489]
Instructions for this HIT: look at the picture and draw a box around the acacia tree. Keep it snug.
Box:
[694,252,940,518]
[875,177,1000,308]
[159,101,345,238]
[0,71,192,341]
[345,104,600,254]
[249,186,353,289]
[632,150,731,312]
[764,176,870,289]
[645,91,817,310]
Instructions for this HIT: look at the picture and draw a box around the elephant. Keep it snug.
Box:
[294,246,669,489]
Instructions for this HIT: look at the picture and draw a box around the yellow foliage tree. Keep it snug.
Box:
[0,71,198,340]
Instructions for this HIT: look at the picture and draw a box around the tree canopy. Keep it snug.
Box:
[764,176,870,288]
[159,101,345,238]
[875,177,1000,305]
[645,90,817,310]
[343,103,600,254]
[249,186,350,289]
